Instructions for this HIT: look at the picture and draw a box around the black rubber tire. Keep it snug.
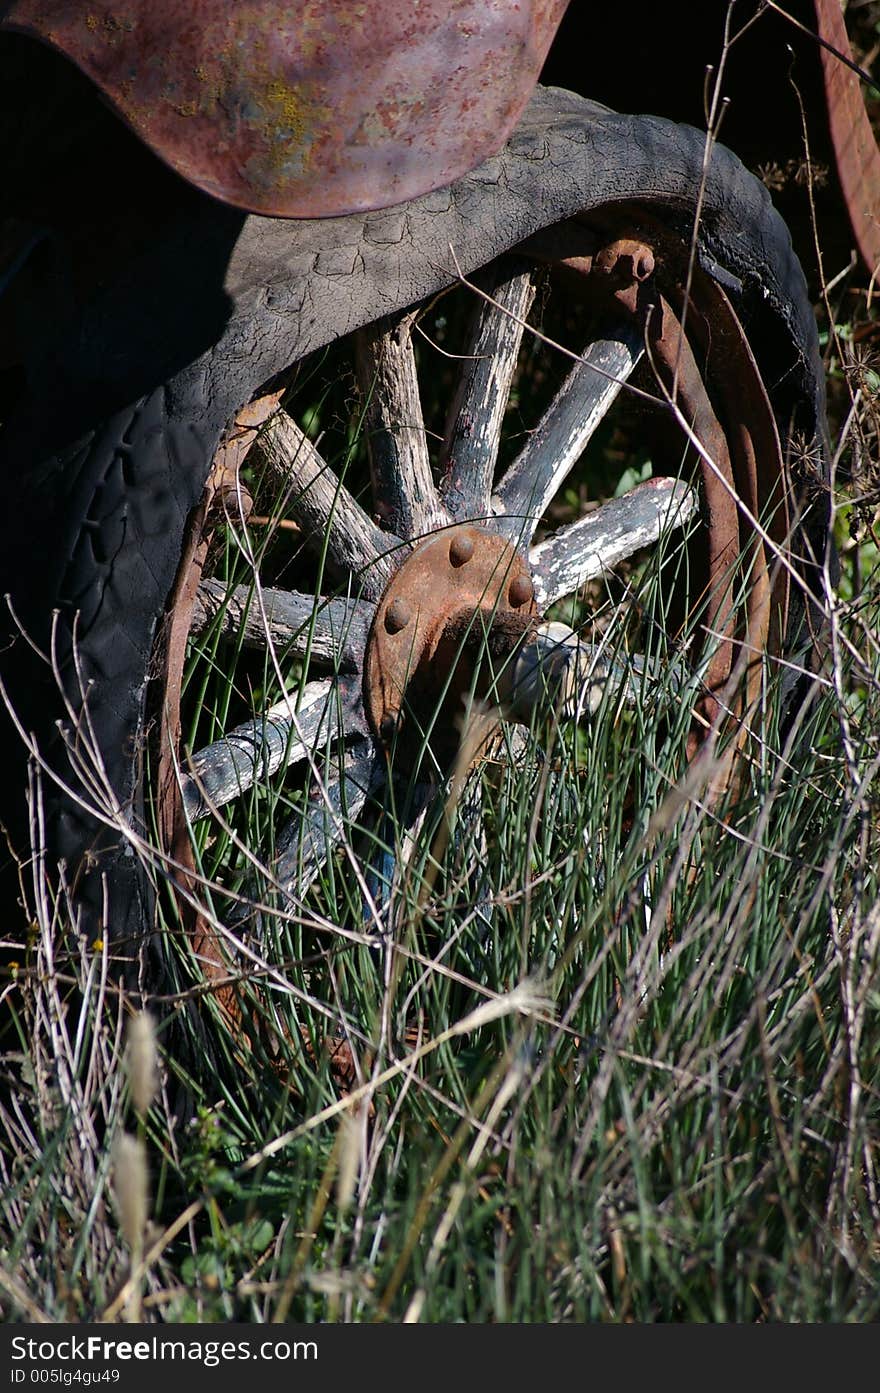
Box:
[0,39,831,958]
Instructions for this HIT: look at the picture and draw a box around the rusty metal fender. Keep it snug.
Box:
[0,0,569,217]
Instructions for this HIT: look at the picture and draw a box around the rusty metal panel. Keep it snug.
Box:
[1,0,569,217]
[814,0,880,282]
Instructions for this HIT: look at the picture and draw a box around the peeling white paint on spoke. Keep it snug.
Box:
[507,622,687,725]
[180,678,354,822]
[191,577,371,669]
[254,410,403,598]
[439,262,536,523]
[356,312,449,539]
[491,324,644,542]
[273,738,386,900]
[529,477,698,609]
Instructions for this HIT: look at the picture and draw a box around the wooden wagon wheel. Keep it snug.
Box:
[1,83,832,978]
[156,212,807,967]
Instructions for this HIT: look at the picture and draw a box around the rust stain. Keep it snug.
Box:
[814,0,880,281]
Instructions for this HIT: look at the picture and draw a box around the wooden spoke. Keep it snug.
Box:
[355,312,449,540]
[492,322,644,543]
[506,622,686,725]
[360,780,435,919]
[450,774,495,937]
[528,477,698,609]
[191,577,371,671]
[438,260,536,523]
[179,677,366,822]
[255,411,403,598]
[272,738,386,900]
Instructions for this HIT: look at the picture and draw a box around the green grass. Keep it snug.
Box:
[2,475,878,1322]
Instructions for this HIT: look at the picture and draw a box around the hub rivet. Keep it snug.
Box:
[509,574,534,607]
[449,534,475,567]
[385,598,412,633]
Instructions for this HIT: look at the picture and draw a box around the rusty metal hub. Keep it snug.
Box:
[364,523,538,765]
